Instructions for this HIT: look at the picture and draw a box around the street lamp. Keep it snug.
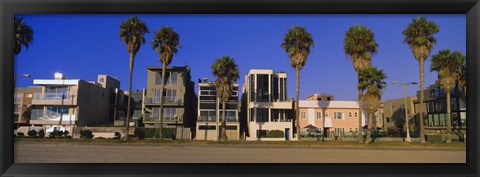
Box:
[392,81,417,142]
[14,74,32,88]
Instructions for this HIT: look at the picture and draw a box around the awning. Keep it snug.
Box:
[324,117,333,128]
[303,124,317,129]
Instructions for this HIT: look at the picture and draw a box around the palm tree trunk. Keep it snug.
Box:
[357,77,364,143]
[419,60,426,143]
[365,112,372,143]
[446,92,452,143]
[295,68,301,141]
[126,53,134,141]
[221,101,227,141]
[158,63,167,140]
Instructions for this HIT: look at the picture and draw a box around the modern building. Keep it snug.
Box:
[413,81,466,137]
[28,73,124,134]
[241,69,294,141]
[195,79,240,140]
[14,86,42,128]
[382,96,419,134]
[143,66,196,139]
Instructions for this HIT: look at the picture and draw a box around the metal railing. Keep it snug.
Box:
[197,116,238,122]
[33,93,72,100]
[145,96,183,104]
[143,113,183,122]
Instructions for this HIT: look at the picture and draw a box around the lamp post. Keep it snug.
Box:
[392,81,417,142]
[14,74,31,88]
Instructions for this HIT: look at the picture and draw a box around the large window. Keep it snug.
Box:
[249,75,255,102]
[256,108,269,122]
[334,112,344,120]
[301,112,306,119]
[199,110,216,121]
[272,75,279,101]
[155,71,178,86]
[316,112,322,119]
[256,74,269,102]
[154,107,177,121]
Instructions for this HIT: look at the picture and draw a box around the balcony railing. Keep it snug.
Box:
[145,96,183,104]
[197,116,238,122]
[143,113,183,122]
[33,93,72,100]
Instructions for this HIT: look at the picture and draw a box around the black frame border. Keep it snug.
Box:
[1,0,479,176]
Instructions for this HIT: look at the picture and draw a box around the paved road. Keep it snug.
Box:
[15,141,466,163]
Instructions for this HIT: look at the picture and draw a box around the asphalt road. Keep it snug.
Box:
[14,141,466,163]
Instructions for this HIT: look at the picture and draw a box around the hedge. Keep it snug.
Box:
[134,128,174,140]
[267,130,284,138]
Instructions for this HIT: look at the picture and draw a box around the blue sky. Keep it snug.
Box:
[15,14,465,101]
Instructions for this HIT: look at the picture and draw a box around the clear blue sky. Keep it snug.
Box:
[15,14,465,101]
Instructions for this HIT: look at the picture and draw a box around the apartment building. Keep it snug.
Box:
[14,86,42,128]
[143,66,196,139]
[28,73,123,133]
[195,80,240,140]
[413,81,466,135]
[241,69,294,141]
[382,96,419,134]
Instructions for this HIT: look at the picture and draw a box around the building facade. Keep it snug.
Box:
[143,66,196,139]
[382,96,420,135]
[14,86,42,128]
[299,100,367,138]
[195,80,240,140]
[413,82,466,135]
[241,69,294,141]
[28,73,122,133]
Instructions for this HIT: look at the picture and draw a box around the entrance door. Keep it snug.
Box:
[285,128,290,141]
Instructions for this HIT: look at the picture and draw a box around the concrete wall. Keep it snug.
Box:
[76,80,110,126]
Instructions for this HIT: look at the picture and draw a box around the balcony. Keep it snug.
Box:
[143,113,183,123]
[32,93,76,105]
[144,96,183,105]
[197,116,238,122]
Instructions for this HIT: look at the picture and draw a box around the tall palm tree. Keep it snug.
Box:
[344,24,379,143]
[14,16,34,56]
[359,67,387,143]
[457,55,466,99]
[152,26,180,140]
[430,49,464,143]
[402,17,439,143]
[211,56,240,142]
[281,25,314,140]
[119,16,149,140]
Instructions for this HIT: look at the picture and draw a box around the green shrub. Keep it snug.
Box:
[38,129,45,138]
[80,130,94,139]
[135,128,175,139]
[49,130,64,139]
[114,132,122,139]
[17,132,25,138]
[27,130,38,138]
[267,130,284,138]
[62,130,70,138]
[94,137,106,139]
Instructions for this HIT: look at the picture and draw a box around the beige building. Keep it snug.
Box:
[195,80,240,140]
[14,86,42,128]
[306,93,334,101]
[241,69,294,141]
[382,96,418,134]
[143,66,196,139]
[28,73,123,134]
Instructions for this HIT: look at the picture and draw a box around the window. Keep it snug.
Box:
[349,112,352,117]
[257,130,268,138]
[256,108,269,122]
[317,98,322,101]
[386,117,391,123]
[325,111,329,117]
[316,112,322,119]
[327,97,331,101]
[301,112,306,119]
[334,112,344,120]
[99,78,105,83]
[256,74,269,102]
[354,112,358,117]
[155,71,178,86]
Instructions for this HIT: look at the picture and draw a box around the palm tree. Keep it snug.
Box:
[430,49,464,143]
[402,17,439,143]
[359,67,387,143]
[281,25,314,140]
[119,16,149,140]
[211,56,239,142]
[14,16,34,56]
[344,24,379,143]
[457,55,466,99]
[152,26,180,140]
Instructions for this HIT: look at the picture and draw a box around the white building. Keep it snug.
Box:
[241,69,294,141]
